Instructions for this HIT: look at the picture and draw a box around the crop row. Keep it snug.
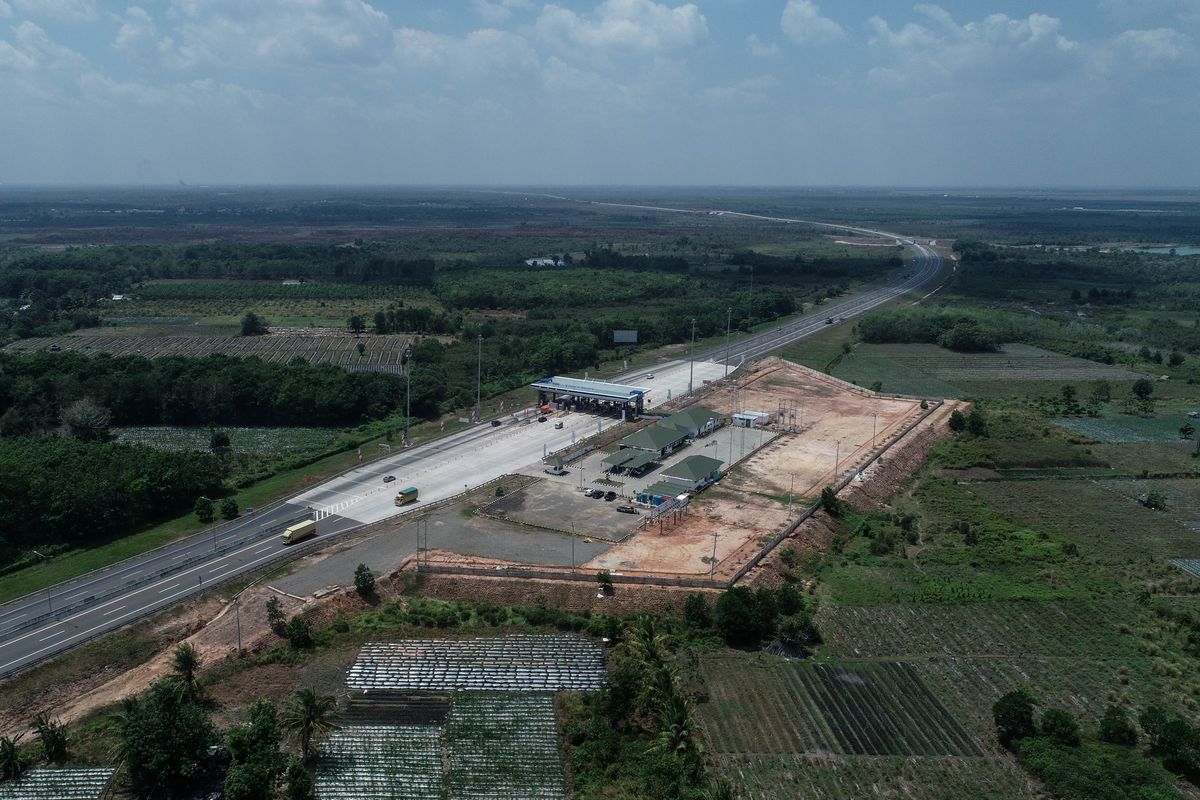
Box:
[315,725,443,800]
[347,635,606,693]
[0,767,115,800]
[817,600,1135,660]
[8,334,414,367]
[446,693,567,800]
[720,754,1034,800]
[700,657,979,758]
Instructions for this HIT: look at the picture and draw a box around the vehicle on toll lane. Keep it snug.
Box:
[394,486,419,506]
[281,519,317,545]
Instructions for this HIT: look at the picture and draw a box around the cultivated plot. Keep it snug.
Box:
[7,334,414,371]
[700,656,980,758]
[446,693,567,800]
[0,767,115,800]
[346,635,606,693]
[316,725,443,800]
[1056,415,1200,444]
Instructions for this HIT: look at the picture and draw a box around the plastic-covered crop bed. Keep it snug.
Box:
[446,693,567,800]
[316,725,443,800]
[0,767,115,799]
[347,634,605,693]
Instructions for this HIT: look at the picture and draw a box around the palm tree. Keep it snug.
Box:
[0,734,26,781]
[280,688,338,763]
[32,713,67,762]
[170,643,202,701]
[647,692,699,757]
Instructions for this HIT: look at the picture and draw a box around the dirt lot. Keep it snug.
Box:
[712,358,923,497]
[584,359,925,578]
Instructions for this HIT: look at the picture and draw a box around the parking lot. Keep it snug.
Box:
[479,478,642,542]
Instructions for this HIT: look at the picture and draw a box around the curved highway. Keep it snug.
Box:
[0,203,944,679]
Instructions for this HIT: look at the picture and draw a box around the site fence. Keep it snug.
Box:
[416,563,725,590]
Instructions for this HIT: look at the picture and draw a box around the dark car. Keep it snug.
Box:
[616,505,638,514]
[383,475,396,483]
[593,491,606,500]
[538,416,547,423]
[604,491,617,501]
[490,419,501,427]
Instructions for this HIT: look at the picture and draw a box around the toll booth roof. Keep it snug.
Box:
[602,451,636,467]
[530,375,650,402]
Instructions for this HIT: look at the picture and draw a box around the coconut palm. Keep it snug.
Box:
[280,688,339,763]
[32,713,67,762]
[647,692,699,758]
[170,642,203,701]
[0,734,26,781]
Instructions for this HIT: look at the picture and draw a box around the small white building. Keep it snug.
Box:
[732,410,771,428]
[524,257,565,267]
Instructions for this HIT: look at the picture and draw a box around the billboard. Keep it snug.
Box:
[613,329,638,344]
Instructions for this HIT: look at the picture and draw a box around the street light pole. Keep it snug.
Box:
[688,317,696,393]
[872,412,878,448]
[404,347,412,447]
[475,334,483,423]
[724,307,731,378]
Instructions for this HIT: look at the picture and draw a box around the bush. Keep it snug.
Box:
[993,688,1038,749]
[353,563,375,597]
[949,409,966,433]
[713,587,758,648]
[266,596,285,632]
[220,497,240,520]
[194,496,215,524]
[284,618,314,649]
[1041,708,1081,747]
[1100,705,1139,747]
[682,594,711,630]
[1018,737,1179,800]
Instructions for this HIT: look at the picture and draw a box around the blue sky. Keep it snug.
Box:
[1,0,1196,186]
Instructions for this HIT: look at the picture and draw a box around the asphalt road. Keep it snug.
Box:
[0,209,944,680]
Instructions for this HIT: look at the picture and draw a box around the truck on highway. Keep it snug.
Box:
[281,519,317,545]
[394,486,419,506]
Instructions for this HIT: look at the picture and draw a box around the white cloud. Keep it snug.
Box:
[0,1,11,19]
[781,0,843,44]
[113,6,158,53]
[535,0,707,52]
[473,0,531,25]
[163,0,394,68]
[746,33,779,57]
[12,0,96,22]
[394,26,539,77]
[1114,27,1191,65]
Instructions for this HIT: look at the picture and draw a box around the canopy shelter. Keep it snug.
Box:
[531,375,649,418]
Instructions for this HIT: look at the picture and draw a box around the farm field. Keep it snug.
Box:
[1056,414,1200,443]
[0,767,115,800]
[966,480,1200,561]
[113,426,344,454]
[5,333,414,371]
[830,342,1142,398]
[446,693,566,800]
[316,725,444,800]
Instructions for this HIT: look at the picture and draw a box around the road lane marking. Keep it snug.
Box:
[254,544,275,554]
[158,583,182,594]
[39,630,66,642]
[102,606,126,617]
[208,565,233,577]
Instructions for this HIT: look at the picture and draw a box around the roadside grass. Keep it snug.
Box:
[777,322,856,373]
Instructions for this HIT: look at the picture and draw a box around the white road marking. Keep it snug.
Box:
[102,606,126,617]
[159,583,182,594]
[39,629,66,642]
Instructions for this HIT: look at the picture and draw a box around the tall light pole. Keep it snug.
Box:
[872,412,878,449]
[475,334,483,423]
[403,346,412,447]
[688,317,696,393]
[724,307,732,378]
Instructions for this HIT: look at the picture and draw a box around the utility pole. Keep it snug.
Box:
[235,595,242,655]
[404,346,413,446]
[835,440,841,476]
[872,412,878,449]
[724,307,732,378]
[710,529,718,579]
[688,318,696,394]
[475,334,483,423]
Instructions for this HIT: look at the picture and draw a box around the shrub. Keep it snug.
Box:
[682,594,711,630]
[220,497,240,521]
[1100,705,1139,747]
[994,688,1038,749]
[1041,708,1081,747]
[353,563,375,597]
[266,596,285,632]
[194,496,215,523]
[285,618,314,649]
[949,409,966,433]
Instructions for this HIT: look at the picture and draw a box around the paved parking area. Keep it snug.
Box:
[480,478,640,541]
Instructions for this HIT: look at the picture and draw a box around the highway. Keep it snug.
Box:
[0,207,944,680]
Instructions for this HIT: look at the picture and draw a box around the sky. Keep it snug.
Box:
[0,0,1197,186]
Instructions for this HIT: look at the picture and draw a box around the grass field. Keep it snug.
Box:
[829,343,1143,399]
[113,426,344,455]
[1056,414,1200,443]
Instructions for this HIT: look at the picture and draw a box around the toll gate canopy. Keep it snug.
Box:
[531,375,649,417]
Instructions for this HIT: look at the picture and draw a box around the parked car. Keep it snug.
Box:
[616,505,639,514]
[592,491,606,501]
[554,421,564,429]
[490,419,501,427]
[582,488,596,497]
[604,491,617,501]
[538,416,547,423]
[382,475,396,483]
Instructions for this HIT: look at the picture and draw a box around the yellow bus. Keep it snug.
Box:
[394,486,419,506]
[280,519,317,545]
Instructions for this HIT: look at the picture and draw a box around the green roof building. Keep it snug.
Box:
[662,405,722,438]
[619,425,689,458]
[660,454,724,490]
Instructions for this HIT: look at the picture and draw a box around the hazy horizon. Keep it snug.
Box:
[2,0,1197,187]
